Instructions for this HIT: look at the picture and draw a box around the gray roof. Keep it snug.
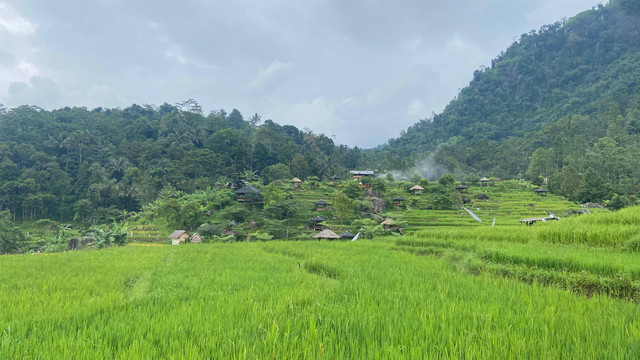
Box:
[350,170,374,175]
[311,216,326,222]
[235,185,260,194]
[169,230,188,239]
[340,231,356,238]
[315,200,329,205]
[313,229,341,239]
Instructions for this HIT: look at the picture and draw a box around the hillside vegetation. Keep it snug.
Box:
[379,0,640,206]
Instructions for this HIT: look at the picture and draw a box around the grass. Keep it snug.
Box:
[1,242,640,358]
[5,183,640,358]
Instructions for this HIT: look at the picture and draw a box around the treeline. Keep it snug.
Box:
[0,100,371,222]
[375,0,640,206]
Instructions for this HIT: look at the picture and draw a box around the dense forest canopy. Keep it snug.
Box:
[0,101,373,222]
[2,0,640,225]
[374,0,640,205]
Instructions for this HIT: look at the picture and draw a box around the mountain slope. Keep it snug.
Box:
[380,0,640,183]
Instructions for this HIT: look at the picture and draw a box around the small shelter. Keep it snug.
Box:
[381,218,397,232]
[455,185,469,193]
[169,230,189,245]
[400,177,408,182]
[350,170,375,180]
[392,196,406,207]
[313,229,341,240]
[330,175,341,182]
[479,177,490,187]
[189,233,202,243]
[409,185,424,195]
[311,216,326,231]
[340,231,356,239]
[315,200,329,211]
[235,185,260,202]
[292,177,303,187]
[534,189,549,197]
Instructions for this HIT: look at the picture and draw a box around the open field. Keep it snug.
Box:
[2,238,640,359]
[5,184,640,358]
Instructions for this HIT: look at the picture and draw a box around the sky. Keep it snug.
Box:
[0,0,601,148]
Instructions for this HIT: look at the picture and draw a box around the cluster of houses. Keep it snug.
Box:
[168,230,202,245]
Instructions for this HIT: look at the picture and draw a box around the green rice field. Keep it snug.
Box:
[3,184,640,358]
[2,235,640,358]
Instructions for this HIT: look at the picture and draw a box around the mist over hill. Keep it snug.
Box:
[376,0,640,205]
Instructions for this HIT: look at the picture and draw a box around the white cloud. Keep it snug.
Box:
[0,3,36,35]
[165,50,187,65]
[248,59,292,89]
[405,99,425,118]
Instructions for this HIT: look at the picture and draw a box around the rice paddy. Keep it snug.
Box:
[3,182,640,358]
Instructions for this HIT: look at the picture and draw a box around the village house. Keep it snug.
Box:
[169,230,189,245]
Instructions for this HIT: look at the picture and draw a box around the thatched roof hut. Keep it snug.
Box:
[340,231,356,239]
[534,189,549,196]
[315,199,329,211]
[235,185,260,195]
[455,185,469,193]
[409,184,424,195]
[292,177,303,183]
[381,218,395,226]
[169,230,189,243]
[190,233,202,243]
[479,177,490,186]
[313,229,341,240]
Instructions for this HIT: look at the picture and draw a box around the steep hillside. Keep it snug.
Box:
[379,0,640,203]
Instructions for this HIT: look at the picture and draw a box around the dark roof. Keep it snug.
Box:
[235,185,260,194]
[311,216,326,222]
[315,200,329,205]
[456,185,469,189]
[340,231,356,238]
[392,197,405,201]
[350,170,374,175]
[330,175,341,179]
[534,189,549,192]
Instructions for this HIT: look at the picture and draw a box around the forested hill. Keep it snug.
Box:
[378,0,640,200]
[0,101,370,221]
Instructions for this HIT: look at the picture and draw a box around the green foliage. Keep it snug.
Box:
[438,174,456,187]
[342,180,363,199]
[332,191,354,223]
[197,223,223,238]
[0,211,25,254]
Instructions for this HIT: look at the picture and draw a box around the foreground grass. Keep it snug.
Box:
[1,241,640,359]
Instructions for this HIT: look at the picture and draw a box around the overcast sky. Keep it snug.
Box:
[0,0,600,148]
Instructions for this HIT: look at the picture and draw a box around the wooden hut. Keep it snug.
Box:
[311,216,326,231]
[381,218,397,232]
[534,189,549,197]
[313,229,341,240]
[291,177,303,187]
[340,231,356,239]
[169,230,189,245]
[479,177,490,187]
[455,185,469,193]
[189,233,202,243]
[409,185,424,195]
[350,170,375,180]
[315,200,329,211]
[392,196,405,209]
